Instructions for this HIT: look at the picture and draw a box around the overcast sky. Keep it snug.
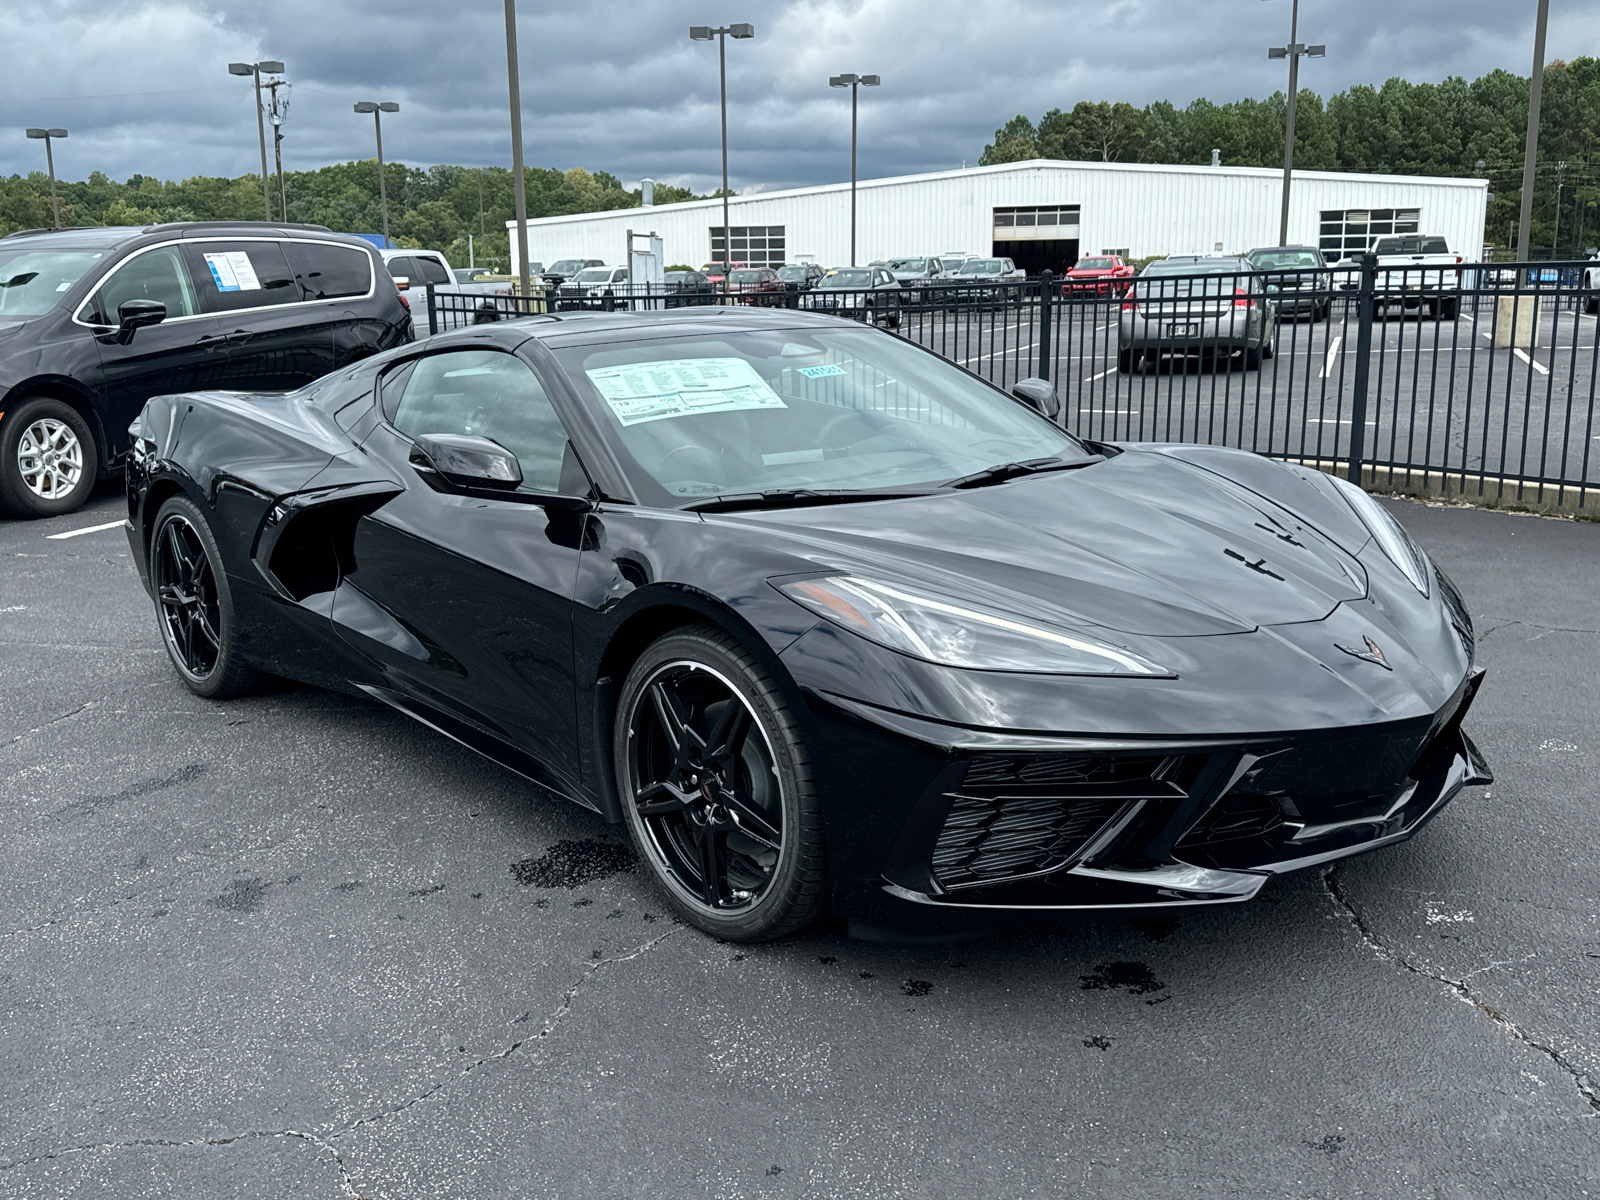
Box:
[1,0,1596,194]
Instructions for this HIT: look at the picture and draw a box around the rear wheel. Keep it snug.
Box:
[614,624,828,942]
[150,495,260,699]
[1437,295,1460,320]
[0,396,98,519]
[1243,343,1264,370]
[1117,348,1139,373]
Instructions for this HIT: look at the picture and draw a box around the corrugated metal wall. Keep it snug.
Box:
[507,160,1489,271]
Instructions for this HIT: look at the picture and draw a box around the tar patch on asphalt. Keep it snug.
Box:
[510,839,637,888]
[901,979,933,997]
[1079,961,1167,999]
[208,878,269,914]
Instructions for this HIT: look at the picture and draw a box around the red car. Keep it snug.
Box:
[726,266,783,303]
[1065,254,1135,295]
[700,260,748,286]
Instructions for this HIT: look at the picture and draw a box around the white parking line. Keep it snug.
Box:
[1305,418,1377,425]
[1320,335,1342,378]
[1082,408,1141,415]
[1085,368,1115,382]
[45,519,126,540]
[1513,348,1550,375]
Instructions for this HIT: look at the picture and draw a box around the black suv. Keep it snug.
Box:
[0,222,411,517]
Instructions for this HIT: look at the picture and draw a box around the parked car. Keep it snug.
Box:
[124,308,1490,941]
[0,221,409,518]
[951,256,1026,301]
[1244,246,1334,322]
[1064,254,1135,297]
[801,266,902,326]
[1372,236,1464,319]
[664,269,717,307]
[882,257,948,300]
[1118,256,1276,372]
[727,267,783,304]
[453,266,530,285]
[775,263,826,293]
[1582,257,1600,314]
[557,265,629,310]
[701,261,747,286]
[539,258,603,288]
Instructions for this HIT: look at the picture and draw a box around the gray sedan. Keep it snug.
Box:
[1118,256,1277,372]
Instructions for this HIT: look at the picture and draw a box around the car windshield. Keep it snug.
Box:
[572,267,615,283]
[775,266,809,281]
[1375,236,1450,255]
[551,326,1091,505]
[0,247,105,316]
[888,258,926,271]
[1073,258,1116,270]
[958,259,1002,274]
[1132,259,1247,299]
[819,270,873,288]
[1251,250,1321,269]
[729,270,767,283]
[548,260,586,274]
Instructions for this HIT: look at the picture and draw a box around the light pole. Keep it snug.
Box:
[354,101,399,247]
[505,0,531,296]
[829,73,880,267]
[689,22,755,279]
[228,60,284,221]
[24,128,67,229]
[1264,0,1323,246]
[1516,0,1551,265]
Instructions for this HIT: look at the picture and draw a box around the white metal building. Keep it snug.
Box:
[508,158,1488,275]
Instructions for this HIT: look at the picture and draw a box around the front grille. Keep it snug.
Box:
[1173,793,1287,868]
[930,754,1175,892]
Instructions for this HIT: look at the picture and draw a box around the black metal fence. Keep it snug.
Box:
[425,255,1598,510]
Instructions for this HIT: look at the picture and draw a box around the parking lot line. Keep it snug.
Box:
[45,519,126,540]
[1321,335,1343,378]
[1085,368,1115,382]
[1513,348,1550,375]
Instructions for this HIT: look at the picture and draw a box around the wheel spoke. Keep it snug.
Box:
[696,823,726,906]
[649,680,703,755]
[192,605,221,651]
[705,701,751,765]
[181,613,201,673]
[721,787,782,847]
[635,780,693,816]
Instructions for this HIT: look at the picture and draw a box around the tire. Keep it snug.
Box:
[1310,301,1326,323]
[1243,343,1264,370]
[0,396,98,518]
[1117,348,1139,373]
[1586,291,1598,316]
[1438,296,1460,320]
[613,623,828,942]
[149,495,261,699]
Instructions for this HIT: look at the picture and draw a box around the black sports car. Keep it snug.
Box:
[124,309,1490,942]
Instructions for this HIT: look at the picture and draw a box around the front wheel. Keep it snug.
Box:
[614,624,828,941]
[0,396,99,518]
[150,495,260,699]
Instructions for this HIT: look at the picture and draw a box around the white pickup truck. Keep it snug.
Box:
[1371,235,1464,319]
[379,248,514,300]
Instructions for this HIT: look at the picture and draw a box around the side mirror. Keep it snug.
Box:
[115,299,166,344]
[1011,377,1061,419]
[409,434,522,491]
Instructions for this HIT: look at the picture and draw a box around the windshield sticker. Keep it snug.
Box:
[798,363,845,379]
[203,251,262,292]
[586,357,787,426]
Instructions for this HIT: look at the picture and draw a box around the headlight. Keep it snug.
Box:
[1328,474,1431,596]
[778,575,1172,676]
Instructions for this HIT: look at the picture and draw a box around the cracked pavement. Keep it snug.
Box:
[1,483,1596,1198]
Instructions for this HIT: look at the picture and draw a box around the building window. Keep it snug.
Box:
[1319,208,1420,258]
[993,205,1080,229]
[710,225,786,267]
[1101,248,1130,258]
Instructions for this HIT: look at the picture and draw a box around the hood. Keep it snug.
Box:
[713,448,1369,638]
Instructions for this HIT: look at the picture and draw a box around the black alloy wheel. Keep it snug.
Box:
[150,496,259,699]
[615,625,827,941]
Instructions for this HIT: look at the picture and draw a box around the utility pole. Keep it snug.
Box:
[266,78,290,224]
[505,0,532,296]
[24,128,67,229]
[228,60,283,221]
[1266,0,1325,246]
[1552,160,1567,252]
[1517,0,1550,264]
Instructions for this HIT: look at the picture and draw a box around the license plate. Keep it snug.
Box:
[1165,323,1200,338]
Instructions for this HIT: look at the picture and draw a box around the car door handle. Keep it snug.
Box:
[225,329,254,343]
[195,332,230,346]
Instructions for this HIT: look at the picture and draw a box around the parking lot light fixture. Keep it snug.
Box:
[230,61,283,221]
[1264,0,1324,246]
[689,21,755,283]
[830,73,880,266]
[24,128,67,229]
[354,101,400,247]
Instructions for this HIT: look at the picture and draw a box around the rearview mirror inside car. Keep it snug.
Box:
[409,434,522,491]
[1011,377,1061,419]
[114,299,167,345]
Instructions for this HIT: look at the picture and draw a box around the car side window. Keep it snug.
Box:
[186,241,300,312]
[389,349,568,494]
[406,256,451,286]
[84,246,199,324]
[287,241,373,299]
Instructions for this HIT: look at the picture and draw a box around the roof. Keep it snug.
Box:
[2,221,346,247]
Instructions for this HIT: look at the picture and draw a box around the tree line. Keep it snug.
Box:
[981,57,1600,253]
[0,160,704,268]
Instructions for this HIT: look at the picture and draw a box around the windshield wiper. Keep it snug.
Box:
[682,487,939,513]
[941,455,1105,490]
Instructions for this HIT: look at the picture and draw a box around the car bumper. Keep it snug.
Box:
[1120,311,1266,352]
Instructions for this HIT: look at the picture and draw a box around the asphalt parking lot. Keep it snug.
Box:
[1,482,1597,1199]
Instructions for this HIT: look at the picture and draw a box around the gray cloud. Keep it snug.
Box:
[2,0,1595,190]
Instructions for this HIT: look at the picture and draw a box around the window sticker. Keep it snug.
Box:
[586,357,786,427]
[203,251,262,292]
[798,363,845,379]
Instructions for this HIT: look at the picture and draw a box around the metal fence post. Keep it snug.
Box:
[1345,253,1378,484]
[425,283,437,337]
[1036,270,1054,381]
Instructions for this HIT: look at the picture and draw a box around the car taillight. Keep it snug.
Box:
[397,294,410,311]
[1233,287,1252,308]
[1121,299,1137,310]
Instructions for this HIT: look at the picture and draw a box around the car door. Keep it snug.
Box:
[183,238,335,390]
[285,238,381,368]
[339,345,585,784]
[87,242,229,450]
